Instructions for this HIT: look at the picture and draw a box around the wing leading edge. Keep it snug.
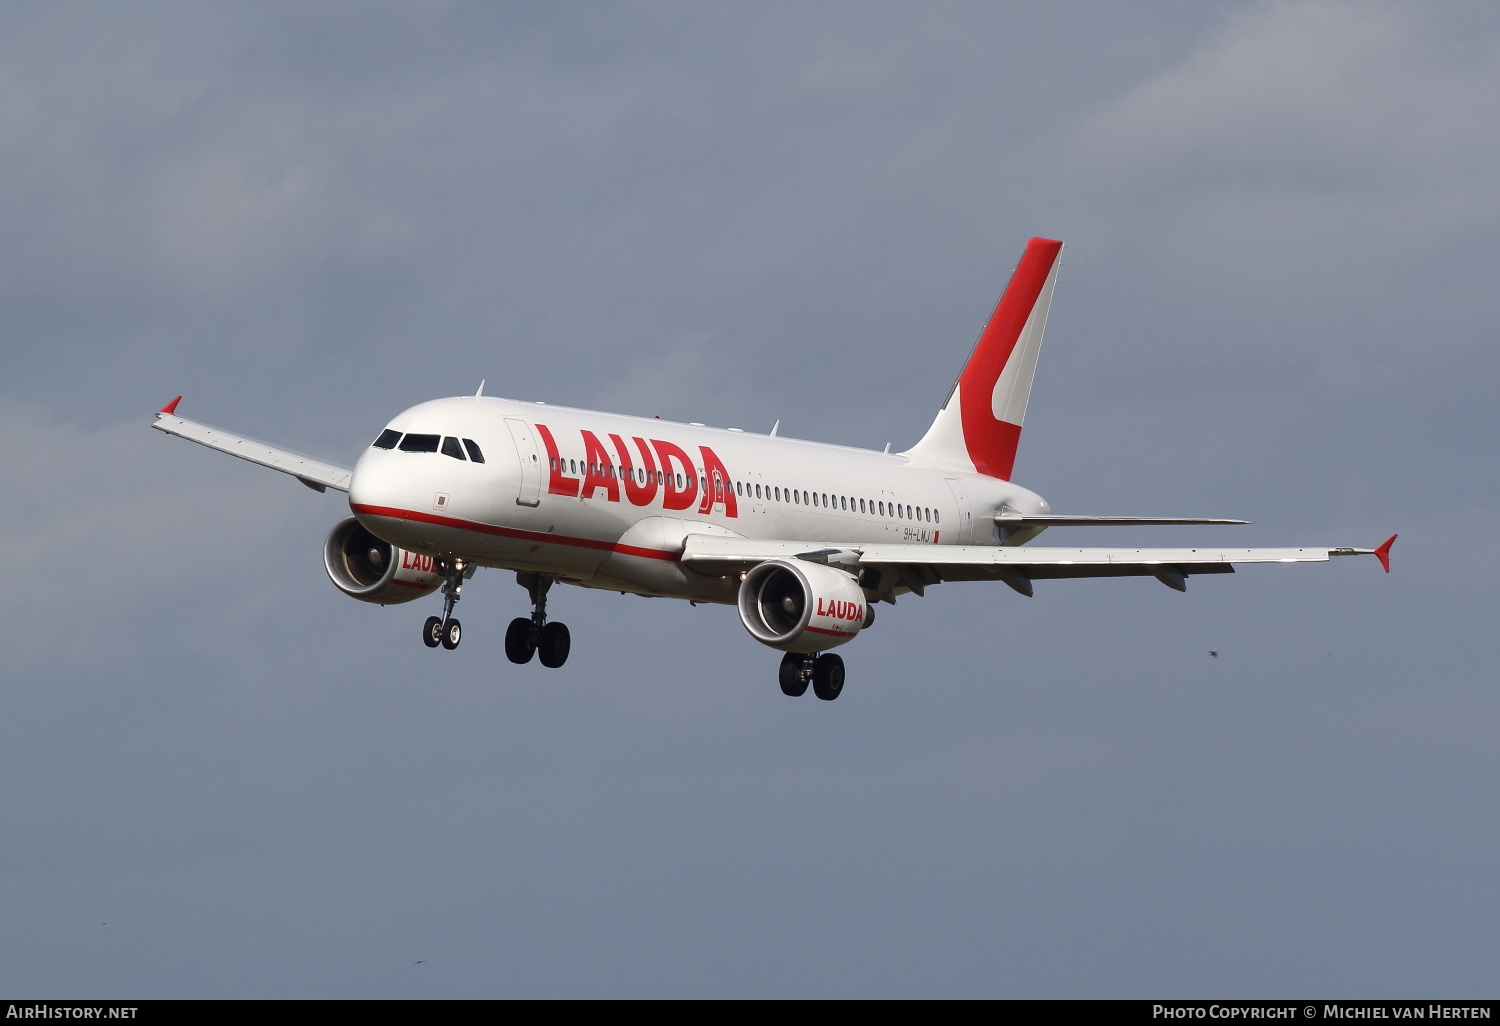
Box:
[151,398,352,493]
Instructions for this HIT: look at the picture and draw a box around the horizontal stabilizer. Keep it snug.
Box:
[995,513,1250,527]
[152,400,352,493]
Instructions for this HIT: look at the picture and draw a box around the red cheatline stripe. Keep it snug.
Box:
[804,625,853,636]
[350,503,682,562]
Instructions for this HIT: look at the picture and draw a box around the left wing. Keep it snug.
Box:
[680,535,1395,598]
[151,397,353,493]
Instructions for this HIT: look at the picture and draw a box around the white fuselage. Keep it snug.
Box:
[347,396,1050,604]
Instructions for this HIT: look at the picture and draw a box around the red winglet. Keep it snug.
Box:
[158,396,182,415]
[1374,534,1396,573]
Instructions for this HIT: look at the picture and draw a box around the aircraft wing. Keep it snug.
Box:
[679,534,1394,597]
[150,398,352,493]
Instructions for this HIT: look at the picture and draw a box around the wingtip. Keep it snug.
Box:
[1374,534,1396,573]
[158,396,182,416]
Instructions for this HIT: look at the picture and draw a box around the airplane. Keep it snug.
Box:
[151,237,1394,701]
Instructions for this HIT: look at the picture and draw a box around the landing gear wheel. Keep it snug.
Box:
[422,616,443,649]
[778,652,809,697]
[537,621,571,668]
[812,653,845,701]
[441,618,462,651]
[505,616,536,664]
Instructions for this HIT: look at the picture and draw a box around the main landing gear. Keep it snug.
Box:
[505,572,570,668]
[778,652,845,701]
[422,558,467,651]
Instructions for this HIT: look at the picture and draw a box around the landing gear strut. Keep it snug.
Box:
[778,652,845,700]
[422,557,467,651]
[506,572,570,668]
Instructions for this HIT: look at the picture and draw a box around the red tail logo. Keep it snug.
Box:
[957,237,1063,479]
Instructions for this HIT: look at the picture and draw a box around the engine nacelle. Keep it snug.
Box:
[737,559,870,653]
[323,516,442,605]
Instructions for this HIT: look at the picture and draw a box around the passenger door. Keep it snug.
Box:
[944,478,972,545]
[505,419,542,507]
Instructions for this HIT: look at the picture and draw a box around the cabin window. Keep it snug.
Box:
[569,459,577,475]
[372,429,401,449]
[756,484,762,499]
[859,498,866,513]
[398,433,440,453]
[907,505,913,519]
[935,510,940,523]
[735,481,742,497]
[839,496,846,510]
[441,437,467,461]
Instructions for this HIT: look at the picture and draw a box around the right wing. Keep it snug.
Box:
[151,397,353,493]
[680,535,1395,598]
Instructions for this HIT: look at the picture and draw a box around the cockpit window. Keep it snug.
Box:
[398,433,440,453]
[372,429,402,449]
[441,436,467,461]
[462,439,485,463]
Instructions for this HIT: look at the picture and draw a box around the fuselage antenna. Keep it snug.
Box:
[475,380,485,398]
[769,419,780,437]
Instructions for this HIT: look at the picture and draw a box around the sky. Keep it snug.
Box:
[0,1,1496,998]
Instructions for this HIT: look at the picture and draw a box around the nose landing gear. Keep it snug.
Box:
[421,558,467,651]
[505,572,570,668]
[778,652,845,700]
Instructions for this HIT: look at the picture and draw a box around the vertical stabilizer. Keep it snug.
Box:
[904,238,1063,479]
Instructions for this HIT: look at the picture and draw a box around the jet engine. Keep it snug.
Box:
[737,558,871,653]
[323,516,442,605]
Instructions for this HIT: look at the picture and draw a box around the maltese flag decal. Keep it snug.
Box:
[906,237,1064,480]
